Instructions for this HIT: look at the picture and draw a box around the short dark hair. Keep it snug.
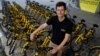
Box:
[56,1,67,10]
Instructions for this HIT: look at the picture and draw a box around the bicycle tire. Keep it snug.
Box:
[88,48,100,56]
[6,32,11,39]
[1,17,7,27]
[9,40,17,55]
[6,35,13,46]
[71,38,82,52]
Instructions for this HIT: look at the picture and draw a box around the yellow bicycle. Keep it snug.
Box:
[71,24,98,56]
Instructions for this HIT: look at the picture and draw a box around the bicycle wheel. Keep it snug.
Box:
[71,38,82,52]
[9,40,17,55]
[6,31,11,39]
[62,46,74,56]
[6,35,13,46]
[88,48,100,56]
[1,17,6,27]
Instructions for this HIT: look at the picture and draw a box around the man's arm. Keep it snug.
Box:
[58,33,70,50]
[30,23,48,41]
[32,23,48,34]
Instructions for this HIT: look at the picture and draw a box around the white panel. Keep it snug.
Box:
[6,0,26,8]
[31,0,67,8]
[0,0,2,10]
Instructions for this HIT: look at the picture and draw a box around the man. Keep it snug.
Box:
[30,1,74,56]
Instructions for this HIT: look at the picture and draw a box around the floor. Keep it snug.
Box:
[0,22,26,56]
[0,13,22,56]
[0,13,11,56]
[0,25,10,56]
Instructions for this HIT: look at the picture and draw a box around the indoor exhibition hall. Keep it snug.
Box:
[0,0,100,56]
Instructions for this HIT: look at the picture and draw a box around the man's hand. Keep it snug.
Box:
[30,33,37,41]
[50,47,60,54]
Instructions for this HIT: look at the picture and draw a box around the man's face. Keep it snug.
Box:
[56,6,65,18]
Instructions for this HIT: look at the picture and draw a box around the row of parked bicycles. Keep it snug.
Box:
[1,0,100,56]
[2,0,54,56]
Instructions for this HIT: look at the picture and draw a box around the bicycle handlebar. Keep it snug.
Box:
[81,19,85,23]
[93,24,98,28]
